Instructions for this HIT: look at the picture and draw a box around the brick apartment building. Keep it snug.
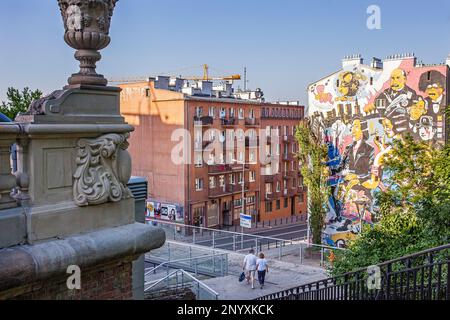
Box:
[119,77,307,227]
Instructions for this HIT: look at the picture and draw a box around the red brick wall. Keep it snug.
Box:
[0,258,133,300]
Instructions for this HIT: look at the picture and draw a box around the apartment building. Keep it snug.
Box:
[119,77,306,227]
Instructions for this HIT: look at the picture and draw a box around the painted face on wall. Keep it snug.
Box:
[338,72,360,97]
[425,83,444,102]
[351,119,363,141]
[390,68,407,92]
[417,116,435,141]
[381,118,394,138]
[409,98,427,121]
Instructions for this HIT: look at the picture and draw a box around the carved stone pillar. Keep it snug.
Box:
[0,125,19,210]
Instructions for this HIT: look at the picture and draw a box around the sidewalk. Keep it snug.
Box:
[201,253,327,300]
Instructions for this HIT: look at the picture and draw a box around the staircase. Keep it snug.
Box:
[256,244,449,300]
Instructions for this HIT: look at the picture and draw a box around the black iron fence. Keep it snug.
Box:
[256,243,449,300]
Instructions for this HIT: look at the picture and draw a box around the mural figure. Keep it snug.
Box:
[374,68,418,135]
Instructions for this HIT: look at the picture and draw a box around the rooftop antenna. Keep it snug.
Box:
[244,67,249,91]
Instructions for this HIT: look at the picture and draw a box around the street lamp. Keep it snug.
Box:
[232,158,246,248]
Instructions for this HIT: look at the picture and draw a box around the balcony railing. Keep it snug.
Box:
[283,135,296,143]
[209,183,249,198]
[244,118,259,126]
[220,118,236,127]
[283,153,294,161]
[194,116,213,126]
[208,164,232,175]
[283,170,296,179]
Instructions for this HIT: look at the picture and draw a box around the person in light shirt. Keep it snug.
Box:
[242,249,257,289]
[256,253,269,289]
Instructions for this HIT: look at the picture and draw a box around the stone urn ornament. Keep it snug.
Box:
[57,0,118,86]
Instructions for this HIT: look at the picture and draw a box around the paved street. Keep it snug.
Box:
[202,253,327,300]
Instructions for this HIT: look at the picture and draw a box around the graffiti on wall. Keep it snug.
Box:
[308,58,447,247]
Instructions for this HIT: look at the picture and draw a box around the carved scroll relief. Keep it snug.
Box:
[73,133,132,207]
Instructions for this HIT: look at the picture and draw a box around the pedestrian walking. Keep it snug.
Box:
[242,249,257,289]
[256,252,269,289]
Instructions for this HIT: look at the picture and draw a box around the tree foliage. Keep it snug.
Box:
[332,134,450,275]
[296,119,330,244]
[0,87,42,120]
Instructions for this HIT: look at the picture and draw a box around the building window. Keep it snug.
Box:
[209,176,216,189]
[276,181,280,192]
[284,198,288,208]
[209,106,216,118]
[249,171,256,182]
[276,200,281,210]
[195,152,203,167]
[265,183,272,194]
[234,198,242,207]
[219,107,226,119]
[238,108,244,119]
[249,109,255,119]
[195,178,204,191]
[238,172,244,184]
[265,201,273,213]
[195,107,203,117]
[247,195,255,204]
[219,175,225,187]
[299,193,304,204]
[230,108,235,118]
[249,150,257,164]
[229,173,236,185]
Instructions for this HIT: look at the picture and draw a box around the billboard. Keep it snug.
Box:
[146,199,184,223]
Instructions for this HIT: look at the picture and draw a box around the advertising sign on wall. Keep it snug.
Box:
[146,199,184,223]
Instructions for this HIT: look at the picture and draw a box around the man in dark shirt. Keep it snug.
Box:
[374,68,418,135]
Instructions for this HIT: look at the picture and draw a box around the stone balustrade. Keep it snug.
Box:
[0,123,21,210]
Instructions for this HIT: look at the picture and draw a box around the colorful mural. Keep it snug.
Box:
[308,57,448,247]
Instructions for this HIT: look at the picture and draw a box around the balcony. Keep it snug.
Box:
[263,174,276,183]
[244,118,259,127]
[282,153,294,161]
[194,116,213,126]
[288,188,297,197]
[283,135,296,143]
[283,170,295,179]
[209,183,249,198]
[208,164,232,175]
[220,118,236,127]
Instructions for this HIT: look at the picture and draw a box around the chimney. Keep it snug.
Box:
[342,54,363,68]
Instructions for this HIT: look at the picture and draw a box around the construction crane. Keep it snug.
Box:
[184,64,241,81]
[109,64,241,83]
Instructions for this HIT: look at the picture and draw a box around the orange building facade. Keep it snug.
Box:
[119,80,307,227]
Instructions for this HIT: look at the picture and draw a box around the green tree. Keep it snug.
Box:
[332,134,450,275]
[0,87,43,120]
[295,119,330,245]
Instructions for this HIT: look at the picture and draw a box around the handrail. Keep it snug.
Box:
[256,243,450,301]
[144,252,227,276]
[144,269,219,299]
[148,218,344,252]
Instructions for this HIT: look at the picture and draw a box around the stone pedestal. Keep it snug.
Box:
[0,85,165,299]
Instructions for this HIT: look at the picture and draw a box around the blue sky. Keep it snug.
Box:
[1,0,450,104]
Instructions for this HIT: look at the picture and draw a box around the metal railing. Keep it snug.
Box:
[256,243,450,300]
[145,245,229,278]
[144,269,220,300]
[146,219,344,266]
